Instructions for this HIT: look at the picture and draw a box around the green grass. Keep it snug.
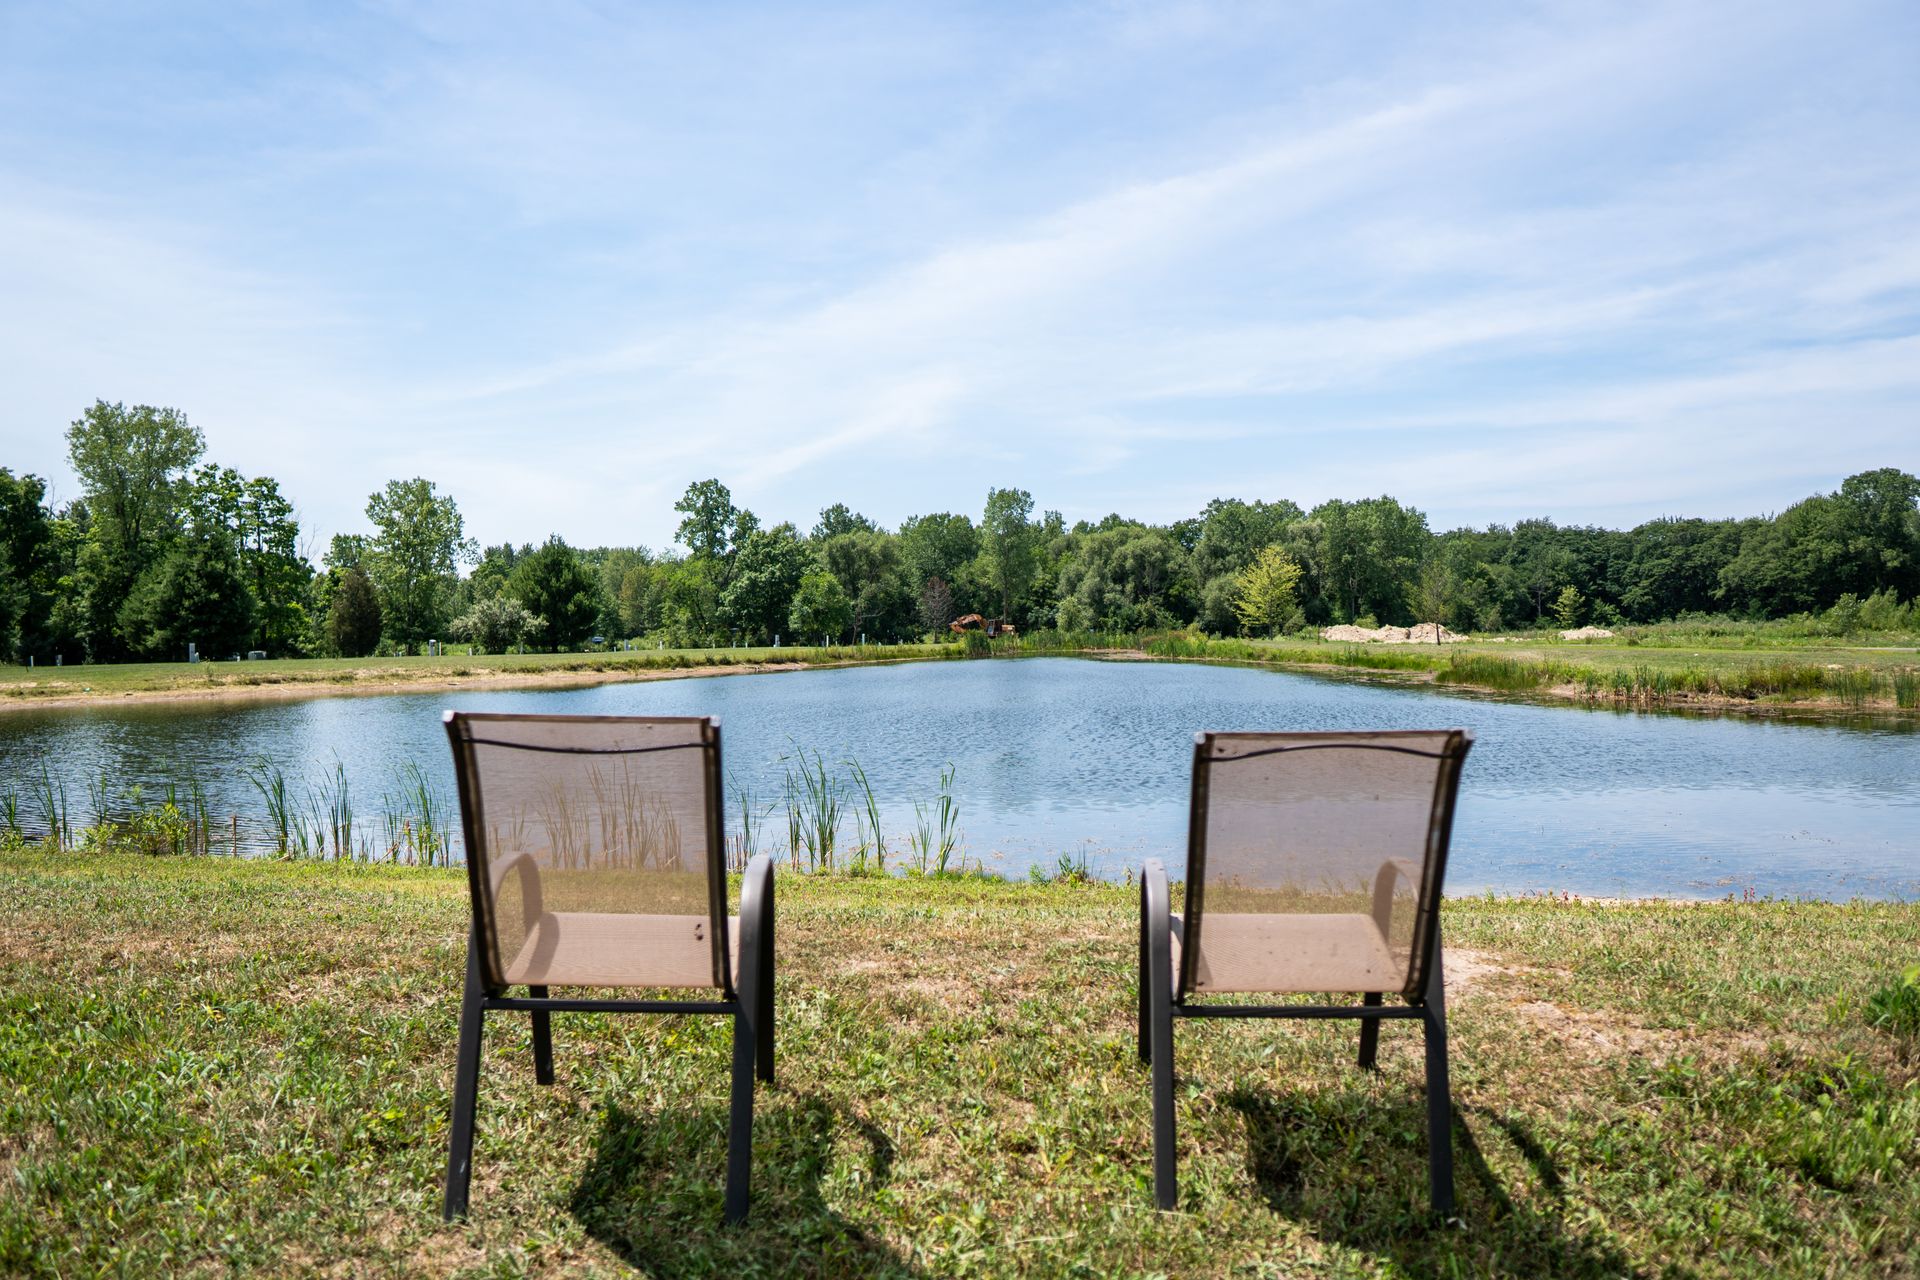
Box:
[2,851,1916,1277]
[1127,632,1920,714]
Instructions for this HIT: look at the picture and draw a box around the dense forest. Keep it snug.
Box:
[2,401,1918,664]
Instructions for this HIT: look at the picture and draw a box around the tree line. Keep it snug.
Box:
[3,400,1918,664]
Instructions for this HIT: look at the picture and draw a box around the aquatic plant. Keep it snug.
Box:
[247,758,294,855]
[33,764,71,851]
[908,763,961,876]
[303,760,358,859]
[781,744,844,872]
[727,773,773,871]
[846,758,886,875]
[1031,845,1095,886]
[382,761,450,865]
[1828,668,1876,709]
[1437,654,1547,692]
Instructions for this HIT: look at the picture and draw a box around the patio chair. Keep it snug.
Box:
[440,711,774,1224]
[1138,729,1473,1215]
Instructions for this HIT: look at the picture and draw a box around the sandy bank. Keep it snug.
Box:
[0,659,847,713]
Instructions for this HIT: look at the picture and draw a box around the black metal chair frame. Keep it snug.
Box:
[1137,730,1473,1216]
[440,711,776,1225]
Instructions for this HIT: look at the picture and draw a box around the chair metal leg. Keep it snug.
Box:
[1150,959,1176,1210]
[724,1001,757,1224]
[443,928,487,1221]
[1137,874,1152,1065]
[755,880,775,1085]
[530,985,554,1086]
[726,855,772,1226]
[1358,992,1382,1069]
[1422,934,1456,1218]
[1144,862,1177,1210]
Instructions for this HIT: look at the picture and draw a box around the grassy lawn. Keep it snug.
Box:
[2,852,1916,1277]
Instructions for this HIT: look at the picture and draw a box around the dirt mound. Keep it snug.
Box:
[1321,623,1467,644]
[1559,626,1615,640]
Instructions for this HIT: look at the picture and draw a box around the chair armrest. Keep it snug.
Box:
[489,850,546,935]
[741,854,774,929]
[736,853,775,989]
[1370,857,1422,938]
[1142,858,1174,998]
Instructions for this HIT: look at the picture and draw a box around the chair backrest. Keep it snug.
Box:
[444,712,729,991]
[1183,729,1473,999]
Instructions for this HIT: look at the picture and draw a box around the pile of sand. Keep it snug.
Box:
[1559,626,1615,640]
[1321,623,1467,644]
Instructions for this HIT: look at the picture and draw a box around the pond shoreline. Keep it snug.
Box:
[0,656,931,712]
[4,644,1917,722]
[1094,649,1920,723]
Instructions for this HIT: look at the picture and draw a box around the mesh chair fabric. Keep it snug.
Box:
[1185,730,1469,998]
[447,713,728,990]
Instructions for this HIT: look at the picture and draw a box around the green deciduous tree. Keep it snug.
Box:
[719,524,810,644]
[0,470,55,663]
[789,570,853,644]
[1231,545,1304,637]
[1054,525,1192,632]
[1412,553,1459,633]
[812,503,878,541]
[1193,498,1303,581]
[821,530,915,641]
[982,487,1038,624]
[674,479,738,562]
[1307,496,1429,625]
[65,401,206,659]
[899,512,979,592]
[363,478,475,650]
[183,465,309,655]
[66,401,203,569]
[449,594,541,655]
[1552,585,1585,630]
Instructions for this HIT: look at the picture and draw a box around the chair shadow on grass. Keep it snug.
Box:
[570,1092,921,1279]
[1223,1088,1665,1280]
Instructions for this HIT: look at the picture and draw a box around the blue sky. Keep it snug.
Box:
[2,1,1917,556]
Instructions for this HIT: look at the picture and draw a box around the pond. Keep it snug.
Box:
[3,657,1917,899]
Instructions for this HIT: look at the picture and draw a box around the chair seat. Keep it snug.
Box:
[502,912,739,989]
[1172,913,1404,994]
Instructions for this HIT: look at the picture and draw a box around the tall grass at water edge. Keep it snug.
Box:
[1,758,456,864]
[757,746,967,876]
[1129,631,1920,709]
[7,750,970,879]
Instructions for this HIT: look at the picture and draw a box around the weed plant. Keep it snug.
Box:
[907,763,962,875]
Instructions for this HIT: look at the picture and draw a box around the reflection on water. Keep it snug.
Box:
[2,657,1916,899]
